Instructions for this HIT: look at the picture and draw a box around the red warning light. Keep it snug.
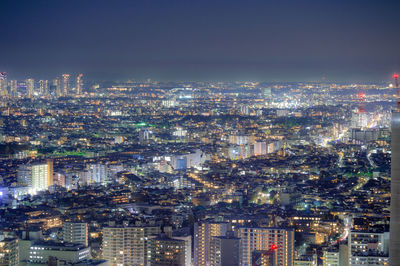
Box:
[271,244,278,250]
[394,74,399,79]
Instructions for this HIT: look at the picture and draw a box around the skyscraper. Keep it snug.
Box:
[390,110,400,264]
[31,159,53,192]
[62,74,70,96]
[10,80,17,97]
[76,73,83,95]
[63,221,88,247]
[236,227,294,266]
[25,78,35,97]
[54,77,62,97]
[0,72,8,97]
[38,80,48,96]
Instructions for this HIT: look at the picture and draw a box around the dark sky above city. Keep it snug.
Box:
[1,0,400,82]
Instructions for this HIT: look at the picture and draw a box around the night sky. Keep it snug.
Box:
[1,0,400,82]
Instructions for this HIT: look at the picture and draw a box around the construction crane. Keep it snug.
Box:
[394,73,400,108]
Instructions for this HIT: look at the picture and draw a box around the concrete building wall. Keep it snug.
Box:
[391,111,400,264]
[63,222,88,246]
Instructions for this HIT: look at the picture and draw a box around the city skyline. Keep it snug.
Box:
[0,1,398,265]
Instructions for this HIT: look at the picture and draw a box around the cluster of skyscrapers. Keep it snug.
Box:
[0,72,84,97]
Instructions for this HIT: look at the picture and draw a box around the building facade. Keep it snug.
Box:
[194,221,230,266]
[148,235,188,265]
[63,221,88,247]
[0,237,19,266]
[102,226,160,266]
[31,159,53,192]
[348,230,389,265]
[236,227,294,266]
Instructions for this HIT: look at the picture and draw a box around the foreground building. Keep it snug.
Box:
[148,235,191,265]
[24,241,91,265]
[348,230,389,265]
[391,110,400,264]
[194,221,230,266]
[63,221,88,247]
[0,237,19,266]
[236,227,295,266]
[102,225,160,266]
[31,159,53,192]
[210,234,241,266]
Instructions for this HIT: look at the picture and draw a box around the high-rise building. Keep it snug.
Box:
[86,164,107,184]
[322,250,339,266]
[349,230,389,265]
[351,111,368,128]
[262,87,272,98]
[148,235,190,266]
[10,80,17,96]
[236,227,294,266]
[252,249,276,266]
[172,235,192,266]
[31,159,53,192]
[19,230,44,266]
[194,221,230,266]
[391,110,400,264]
[17,164,32,187]
[63,221,88,247]
[76,73,83,95]
[54,77,62,97]
[210,234,240,266]
[139,129,153,143]
[102,225,160,266]
[54,172,66,187]
[62,74,70,96]
[254,142,267,156]
[0,237,19,266]
[38,80,48,96]
[0,72,8,96]
[350,128,378,144]
[25,78,35,97]
[240,105,250,115]
[263,87,272,106]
